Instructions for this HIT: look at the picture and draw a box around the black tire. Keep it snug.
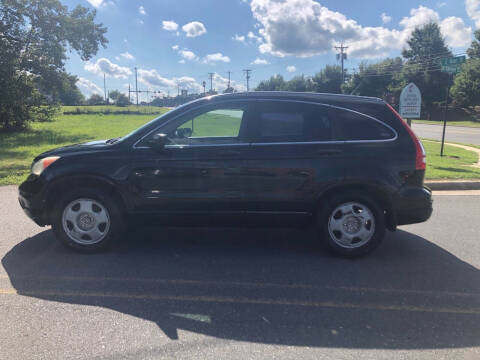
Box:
[317,192,385,258]
[51,188,124,252]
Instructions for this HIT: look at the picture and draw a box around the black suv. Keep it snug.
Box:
[18,92,432,257]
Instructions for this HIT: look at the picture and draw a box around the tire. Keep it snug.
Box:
[51,188,124,252]
[317,192,385,258]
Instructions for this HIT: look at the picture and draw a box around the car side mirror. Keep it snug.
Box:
[147,133,169,151]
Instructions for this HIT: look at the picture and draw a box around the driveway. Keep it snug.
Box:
[1,185,479,359]
[412,123,480,145]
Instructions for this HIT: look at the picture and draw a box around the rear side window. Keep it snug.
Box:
[255,101,332,142]
[331,108,395,141]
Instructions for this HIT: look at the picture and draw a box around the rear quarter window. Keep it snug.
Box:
[331,108,396,141]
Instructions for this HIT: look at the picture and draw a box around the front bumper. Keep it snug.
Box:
[18,175,49,226]
[395,186,433,226]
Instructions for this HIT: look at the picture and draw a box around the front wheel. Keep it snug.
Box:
[318,194,385,258]
[51,190,123,252]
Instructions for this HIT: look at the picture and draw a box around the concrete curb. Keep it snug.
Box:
[425,180,480,191]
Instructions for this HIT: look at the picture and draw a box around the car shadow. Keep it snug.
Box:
[2,226,480,350]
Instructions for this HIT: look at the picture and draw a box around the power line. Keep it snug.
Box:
[335,43,348,83]
[103,73,107,104]
[134,67,139,106]
[208,72,215,91]
[243,69,252,91]
[226,71,232,89]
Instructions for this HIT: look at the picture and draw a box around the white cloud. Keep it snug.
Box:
[251,57,269,64]
[138,5,146,15]
[233,34,246,42]
[203,53,231,63]
[162,20,179,31]
[172,45,179,50]
[178,59,186,64]
[211,73,247,92]
[120,52,135,61]
[440,16,472,47]
[466,0,480,28]
[86,0,104,8]
[247,31,262,43]
[76,77,103,96]
[182,21,207,37]
[286,65,296,72]
[437,2,447,7]
[381,13,392,24]
[179,49,197,61]
[250,0,472,59]
[137,69,203,93]
[84,58,132,79]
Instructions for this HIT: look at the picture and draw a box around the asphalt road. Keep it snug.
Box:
[1,185,479,360]
[412,123,480,145]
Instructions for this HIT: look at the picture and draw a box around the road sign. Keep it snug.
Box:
[440,56,466,74]
[399,83,422,119]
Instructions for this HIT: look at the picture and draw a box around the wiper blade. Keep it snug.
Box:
[106,137,121,144]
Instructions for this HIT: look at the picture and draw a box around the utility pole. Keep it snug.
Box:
[134,67,139,106]
[103,73,107,104]
[243,69,252,92]
[335,43,348,83]
[226,71,232,89]
[208,72,215,92]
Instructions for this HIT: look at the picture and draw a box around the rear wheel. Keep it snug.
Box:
[318,193,385,258]
[52,189,123,252]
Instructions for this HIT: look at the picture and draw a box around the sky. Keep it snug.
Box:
[63,0,480,101]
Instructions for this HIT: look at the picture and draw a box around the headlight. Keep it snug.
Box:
[31,156,60,176]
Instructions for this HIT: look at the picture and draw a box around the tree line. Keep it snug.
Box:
[257,23,480,120]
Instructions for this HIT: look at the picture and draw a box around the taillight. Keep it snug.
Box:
[386,103,426,170]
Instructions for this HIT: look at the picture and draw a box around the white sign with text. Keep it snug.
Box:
[399,83,421,118]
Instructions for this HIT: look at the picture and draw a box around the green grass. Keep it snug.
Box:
[61,105,167,115]
[423,140,480,179]
[412,119,480,128]
[179,112,242,137]
[0,110,168,185]
[1,108,479,185]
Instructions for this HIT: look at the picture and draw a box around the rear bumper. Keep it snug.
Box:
[18,175,49,226]
[395,186,433,226]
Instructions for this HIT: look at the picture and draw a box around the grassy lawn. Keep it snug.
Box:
[0,110,168,185]
[423,140,480,179]
[61,105,167,115]
[412,119,480,128]
[1,108,479,185]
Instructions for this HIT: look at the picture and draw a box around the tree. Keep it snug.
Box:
[451,59,480,108]
[467,29,480,59]
[311,65,343,94]
[286,75,312,92]
[256,75,287,91]
[35,72,85,105]
[115,94,130,107]
[0,0,107,131]
[87,94,104,105]
[109,90,121,102]
[397,22,452,113]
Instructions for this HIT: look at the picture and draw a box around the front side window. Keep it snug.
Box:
[143,105,247,146]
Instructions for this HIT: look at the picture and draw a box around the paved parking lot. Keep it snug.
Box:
[0,186,479,360]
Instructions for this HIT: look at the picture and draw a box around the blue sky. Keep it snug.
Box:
[64,0,480,100]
